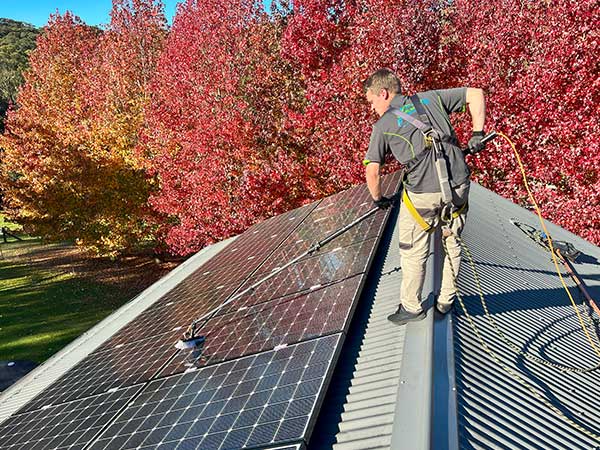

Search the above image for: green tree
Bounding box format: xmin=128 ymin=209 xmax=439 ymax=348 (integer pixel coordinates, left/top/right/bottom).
xmin=0 ymin=18 xmax=39 ymax=131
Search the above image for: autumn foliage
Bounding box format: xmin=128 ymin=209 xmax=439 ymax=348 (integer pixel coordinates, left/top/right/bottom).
xmin=280 ymin=0 xmax=443 ymax=195
xmin=1 ymin=1 xmax=166 ymax=254
xmin=142 ymin=0 xmax=309 ymax=254
xmin=439 ymin=0 xmax=600 ymax=244
xmin=1 ymin=0 xmax=598 ymax=254
xmin=0 ymin=13 xmax=102 ymax=243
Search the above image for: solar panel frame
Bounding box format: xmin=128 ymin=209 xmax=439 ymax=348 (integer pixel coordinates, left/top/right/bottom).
xmin=265 ymin=445 xmax=303 ymax=450
xmin=87 ymin=334 xmax=342 ymax=450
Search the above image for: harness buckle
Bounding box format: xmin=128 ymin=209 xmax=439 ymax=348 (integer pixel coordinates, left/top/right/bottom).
xmin=423 ymin=129 xmax=439 ymax=150
xmin=423 ymin=133 xmax=434 ymax=149
xmin=440 ymin=203 xmax=453 ymax=225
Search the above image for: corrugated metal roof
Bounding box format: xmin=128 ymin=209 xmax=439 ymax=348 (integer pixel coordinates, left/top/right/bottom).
xmin=3 ymin=180 xmax=598 ymax=449
xmin=453 ymin=183 xmax=600 ymax=449
xmin=0 ymin=236 xmax=236 ymax=424
xmin=309 ymin=201 xmax=438 ymax=450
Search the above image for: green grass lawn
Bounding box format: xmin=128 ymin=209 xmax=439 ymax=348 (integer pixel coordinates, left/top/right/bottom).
xmin=0 ymin=238 xmax=172 ymax=363
xmin=0 ymin=213 xmax=22 ymax=232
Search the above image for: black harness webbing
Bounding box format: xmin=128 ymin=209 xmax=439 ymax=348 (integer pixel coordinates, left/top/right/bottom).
xmin=409 ymin=94 xmax=432 ymax=127
xmin=390 ymin=95 xmax=465 ymax=228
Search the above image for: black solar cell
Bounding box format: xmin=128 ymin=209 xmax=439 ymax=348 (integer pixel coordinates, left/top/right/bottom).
xmin=0 ymin=385 xmax=142 ymax=450
xmin=161 ymin=276 xmax=362 ymax=375
xmin=88 ymin=335 xmax=340 ymax=450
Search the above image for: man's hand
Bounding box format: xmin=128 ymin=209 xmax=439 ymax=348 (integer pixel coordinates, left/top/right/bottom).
xmin=374 ymin=196 xmax=394 ymax=210
xmin=467 ymin=131 xmax=486 ymax=154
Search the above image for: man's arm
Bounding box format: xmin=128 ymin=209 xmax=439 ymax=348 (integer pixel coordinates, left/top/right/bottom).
xmin=465 ymin=88 xmax=485 ymax=132
xmin=365 ymin=162 xmax=382 ymax=201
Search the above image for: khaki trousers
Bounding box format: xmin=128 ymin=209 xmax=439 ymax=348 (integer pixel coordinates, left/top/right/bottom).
xmin=398 ymin=183 xmax=469 ymax=314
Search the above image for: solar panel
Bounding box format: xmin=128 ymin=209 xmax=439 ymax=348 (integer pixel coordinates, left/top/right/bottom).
xmin=19 ymin=330 xmax=180 ymax=414
xmin=248 ymin=176 xmax=399 ymax=279
xmin=161 ymin=275 xmax=363 ymax=375
xmin=229 ymin=237 xmax=380 ymax=311
xmin=2 ymin=171 xmax=403 ymax=449
xmin=141 ymin=201 xmax=321 ymax=315
xmin=88 ymin=334 xmax=340 ymax=450
xmin=0 ymin=385 xmax=142 ymax=450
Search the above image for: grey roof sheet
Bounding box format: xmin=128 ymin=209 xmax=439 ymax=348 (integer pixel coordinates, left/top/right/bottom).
xmin=453 ymin=183 xmax=600 ymax=449
xmin=309 ymin=198 xmax=440 ymax=450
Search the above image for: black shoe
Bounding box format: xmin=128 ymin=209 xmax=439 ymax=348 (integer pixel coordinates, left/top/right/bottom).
xmin=388 ymin=305 xmax=426 ymax=325
xmin=436 ymin=302 xmax=454 ymax=315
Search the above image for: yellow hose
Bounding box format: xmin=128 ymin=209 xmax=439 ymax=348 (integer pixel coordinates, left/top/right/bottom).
xmin=496 ymin=131 xmax=600 ymax=357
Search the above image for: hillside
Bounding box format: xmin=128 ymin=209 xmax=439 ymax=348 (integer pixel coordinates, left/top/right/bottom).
xmin=0 ymin=18 xmax=39 ymax=129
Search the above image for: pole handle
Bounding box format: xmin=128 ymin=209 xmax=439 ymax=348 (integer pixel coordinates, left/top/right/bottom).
xmin=481 ymin=131 xmax=498 ymax=144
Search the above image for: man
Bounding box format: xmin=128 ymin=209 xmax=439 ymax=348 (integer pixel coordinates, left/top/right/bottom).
xmin=363 ymin=68 xmax=486 ymax=325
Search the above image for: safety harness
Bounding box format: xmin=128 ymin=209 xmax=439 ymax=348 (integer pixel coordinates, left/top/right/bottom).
xmin=401 ymin=188 xmax=467 ymax=234
xmin=390 ymin=95 xmax=466 ymax=231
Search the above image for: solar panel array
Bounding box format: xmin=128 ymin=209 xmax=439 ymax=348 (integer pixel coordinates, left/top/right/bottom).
xmin=89 ymin=335 xmax=340 ymax=450
xmin=0 ymin=172 xmax=402 ymax=449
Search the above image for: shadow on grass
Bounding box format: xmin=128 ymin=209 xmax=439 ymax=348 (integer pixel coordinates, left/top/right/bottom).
xmin=0 ymin=269 xmax=127 ymax=362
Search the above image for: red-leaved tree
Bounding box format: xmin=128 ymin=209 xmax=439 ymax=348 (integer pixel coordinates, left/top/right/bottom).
xmin=440 ymin=0 xmax=599 ymax=243
xmin=144 ymin=0 xmax=307 ymax=255
xmin=281 ymin=0 xmax=443 ymax=196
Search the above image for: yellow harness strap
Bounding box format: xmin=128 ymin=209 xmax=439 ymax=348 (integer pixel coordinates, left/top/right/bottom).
xmin=403 ymin=189 xmax=435 ymax=233
xmin=452 ymin=201 xmax=467 ymax=218
xmin=402 ymin=188 xmax=467 ymax=232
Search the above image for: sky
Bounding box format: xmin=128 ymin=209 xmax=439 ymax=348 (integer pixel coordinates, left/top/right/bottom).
xmin=0 ymin=0 xmax=181 ymax=28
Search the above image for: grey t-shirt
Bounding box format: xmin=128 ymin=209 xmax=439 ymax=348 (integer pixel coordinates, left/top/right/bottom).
xmin=364 ymin=88 xmax=470 ymax=193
